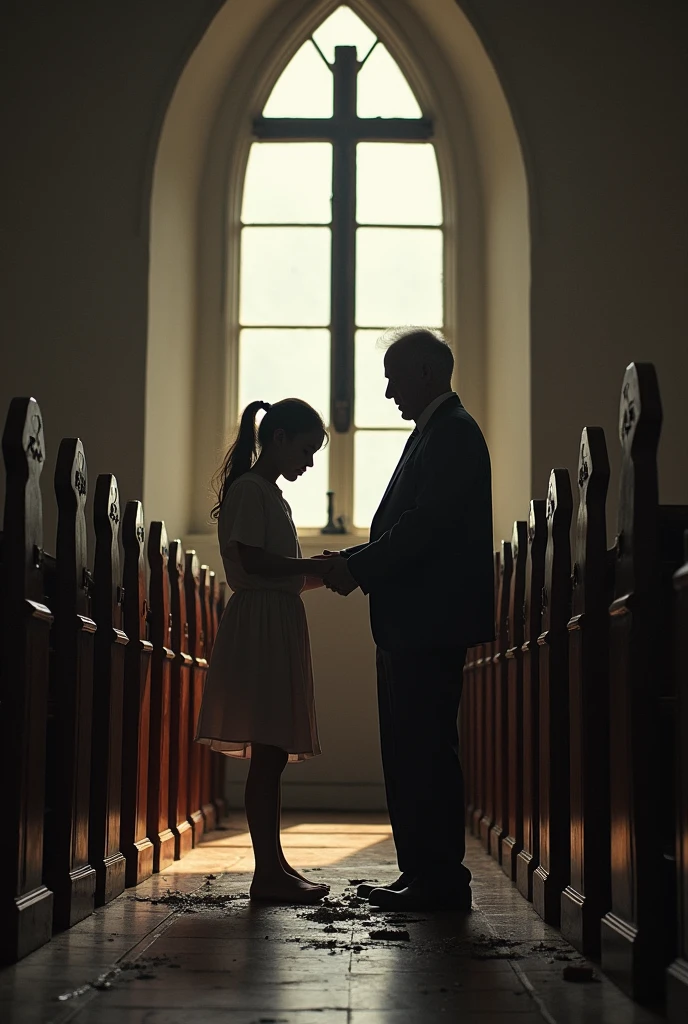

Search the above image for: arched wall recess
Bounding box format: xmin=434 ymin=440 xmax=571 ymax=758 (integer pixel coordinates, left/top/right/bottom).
xmin=145 ymin=0 xmax=530 ymax=546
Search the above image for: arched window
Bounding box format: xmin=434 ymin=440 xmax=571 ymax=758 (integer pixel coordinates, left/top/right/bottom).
xmin=237 ymin=5 xmax=443 ymax=529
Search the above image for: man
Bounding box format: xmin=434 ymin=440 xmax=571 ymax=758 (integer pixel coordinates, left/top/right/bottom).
xmin=323 ymin=328 xmax=494 ymax=911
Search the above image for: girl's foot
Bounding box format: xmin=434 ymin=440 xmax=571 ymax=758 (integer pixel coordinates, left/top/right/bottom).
xmin=280 ymin=855 xmax=330 ymax=890
xmin=250 ymin=869 xmax=327 ymax=904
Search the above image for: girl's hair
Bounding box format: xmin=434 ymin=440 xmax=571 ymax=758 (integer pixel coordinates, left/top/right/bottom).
xmin=210 ymin=398 xmax=327 ymax=520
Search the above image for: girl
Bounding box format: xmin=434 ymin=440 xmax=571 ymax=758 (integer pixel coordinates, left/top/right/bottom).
xmin=195 ymin=398 xmax=337 ymax=904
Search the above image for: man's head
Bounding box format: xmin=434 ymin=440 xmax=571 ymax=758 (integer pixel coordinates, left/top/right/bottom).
xmin=382 ymin=328 xmax=455 ymax=422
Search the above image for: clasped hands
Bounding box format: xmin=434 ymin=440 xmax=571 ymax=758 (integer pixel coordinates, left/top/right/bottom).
xmin=312 ymin=550 xmax=358 ymax=596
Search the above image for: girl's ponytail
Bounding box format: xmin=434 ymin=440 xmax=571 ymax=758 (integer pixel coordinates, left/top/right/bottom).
xmin=210 ymin=400 xmax=270 ymax=520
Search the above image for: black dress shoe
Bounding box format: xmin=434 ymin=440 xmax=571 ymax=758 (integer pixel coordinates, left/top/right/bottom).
xmin=369 ymin=882 xmax=472 ymax=912
xmin=356 ymin=872 xmax=414 ymax=900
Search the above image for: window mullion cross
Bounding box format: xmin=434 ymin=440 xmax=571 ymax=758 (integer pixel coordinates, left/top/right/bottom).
xmin=253 ymin=45 xmax=433 ymax=433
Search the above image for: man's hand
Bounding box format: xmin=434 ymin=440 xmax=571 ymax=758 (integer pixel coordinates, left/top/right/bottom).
xmin=312 ymin=549 xmax=341 ymax=559
xmin=323 ymin=556 xmax=358 ymax=596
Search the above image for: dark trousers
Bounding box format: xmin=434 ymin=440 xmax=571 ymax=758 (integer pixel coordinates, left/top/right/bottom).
xmin=376 ymin=645 xmax=470 ymax=888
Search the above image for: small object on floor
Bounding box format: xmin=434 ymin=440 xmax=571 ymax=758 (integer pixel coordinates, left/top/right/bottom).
xmin=562 ymin=964 xmax=596 ymax=983
xmin=369 ymin=927 xmax=410 ymax=941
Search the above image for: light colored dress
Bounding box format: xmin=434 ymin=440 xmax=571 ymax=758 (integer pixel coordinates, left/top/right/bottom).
xmin=195 ymin=471 xmax=321 ymax=762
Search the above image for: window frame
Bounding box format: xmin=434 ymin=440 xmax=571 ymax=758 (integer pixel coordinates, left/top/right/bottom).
xmin=234 ymin=27 xmax=445 ymax=532
xmin=202 ymin=0 xmax=485 ymax=540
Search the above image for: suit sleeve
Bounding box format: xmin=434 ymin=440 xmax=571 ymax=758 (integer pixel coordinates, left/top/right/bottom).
xmin=346 ymin=419 xmax=484 ymax=594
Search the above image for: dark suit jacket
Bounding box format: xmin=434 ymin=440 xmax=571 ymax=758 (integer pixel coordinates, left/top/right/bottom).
xmin=345 ymin=394 xmax=495 ymax=652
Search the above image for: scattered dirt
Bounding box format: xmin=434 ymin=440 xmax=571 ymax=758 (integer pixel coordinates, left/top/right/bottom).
xmin=298 ymin=895 xmax=369 ymax=924
xmin=132 ymin=888 xmax=249 ymax=913
xmin=348 ymin=878 xmax=378 ymax=885
xmin=470 ymin=935 xmax=524 ymax=961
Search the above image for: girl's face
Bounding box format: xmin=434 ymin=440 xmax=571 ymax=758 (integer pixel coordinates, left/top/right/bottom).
xmin=274 ymin=427 xmax=324 ymax=482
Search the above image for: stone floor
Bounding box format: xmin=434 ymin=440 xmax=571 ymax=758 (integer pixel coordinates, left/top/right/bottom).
xmin=0 ymin=812 xmax=665 ymax=1024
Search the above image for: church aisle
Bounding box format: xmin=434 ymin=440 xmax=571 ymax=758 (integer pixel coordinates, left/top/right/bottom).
xmin=0 ymin=813 xmax=663 ymax=1024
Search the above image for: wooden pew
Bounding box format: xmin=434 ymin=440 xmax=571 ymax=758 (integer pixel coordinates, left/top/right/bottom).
xmin=516 ymin=499 xmax=547 ymax=901
xmin=185 ymin=550 xmax=206 ymax=843
xmin=533 ymin=468 xmax=573 ymax=926
xmin=601 ymin=362 xmax=688 ymax=1001
xmin=502 ymin=520 xmax=527 ymax=878
xmin=147 ymin=521 xmax=176 ymax=872
xmin=462 ymin=645 xmax=477 ymax=829
xmin=668 ymin=534 xmax=688 ymax=1021
xmin=491 ymin=541 xmax=513 ymax=863
xmin=0 ymin=398 xmax=54 ymax=962
xmin=120 ymin=501 xmax=154 ymax=886
xmin=209 ymin=571 xmax=226 ymax=823
xmin=470 ymin=642 xmax=485 ymax=837
xmin=561 ymin=427 xmax=612 ymax=956
xmin=480 ymin=552 xmax=500 ymax=853
xmin=167 ymin=540 xmax=194 ymax=860
xmin=89 ymin=474 xmax=127 ymax=905
xmin=43 ymin=438 xmax=96 ymax=930
xmin=199 ymin=564 xmax=217 ymax=833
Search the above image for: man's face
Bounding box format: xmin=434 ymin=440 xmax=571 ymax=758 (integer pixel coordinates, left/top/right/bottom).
xmin=384 ymin=347 xmax=427 ymax=421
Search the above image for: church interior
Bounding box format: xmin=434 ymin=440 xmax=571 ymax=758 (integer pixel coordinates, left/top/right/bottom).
xmin=1 ymin=1 xmax=687 ymax=1021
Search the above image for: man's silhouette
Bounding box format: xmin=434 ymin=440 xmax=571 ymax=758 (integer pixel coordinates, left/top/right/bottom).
xmin=324 ymin=328 xmax=494 ymax=911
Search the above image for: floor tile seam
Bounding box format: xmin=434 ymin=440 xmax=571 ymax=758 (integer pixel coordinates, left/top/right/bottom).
xmin=48 ymin=873 xmax=225 ymax=1024
xmin=475 ymin=886 xmax=558 ymax=1024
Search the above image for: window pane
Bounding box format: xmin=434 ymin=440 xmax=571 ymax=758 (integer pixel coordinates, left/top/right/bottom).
xmin=242 ymin=143 xmax=332 ymax=224
xmin=312 ymin=6 xmax=377 ymax=62
xmin=240 ymin=227 xmax=331 ymax=326
xmin=355 ymin=228 xmax=443 ymax=327
xmin=263 ymin=41 xmax=333 ymax=118
xmin=357 ymin=143 xmax=441 ymax=226
xmin=239 ymin=329 xmax=330 ymax=425
xmin=354 ymin=430 xmax=412 ymax=527
xmin=357 ymin=43 xmax=421 ymax=118
xmin=355 ymin=330 xmax=408 ymax=427
xmin=280 ymin=454 xmax=329 ymax=529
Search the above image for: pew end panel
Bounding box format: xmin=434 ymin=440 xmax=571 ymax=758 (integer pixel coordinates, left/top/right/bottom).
xmin=0 ymin=398 xmax=54 ymax=962
xmin=168 ymin=540 xmax=194 ymax=860
xmin=44 ymin=437 xmax=97 ymax=931
xmin=516 ymin=499 xmax=547 ymax=902
xmin=491 ymin=540 xmax=513 ymax=863
xmin=667 ymin=536 xmax=688 ymax=1022
xmin=502 ymin=520 xmax=527 ymax=879
xmin=479 ymin=552 xmax=500 ymax=854
xmin=533 ymin=468 xmax=573 ymax=927
xmin=561 ymin=426 xmax=612 ymax=957
xmin=120 ymin=501 xmax=155 ymax=886
xmin=601 ymin=362 xmax=684 ymax=1003
xmin=89 ymin=474 xmax=127 ymax=906
xmin=147 ymin=520 xmax=176 ymax=872
xmin=199 ymin=564 xmax=217 ymax=833
xmin=184 ymin=550 xmax=207 ymax=843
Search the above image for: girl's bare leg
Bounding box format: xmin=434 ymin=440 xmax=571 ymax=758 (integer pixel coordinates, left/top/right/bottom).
xmin=276 ymin=785 xmax=329 ymax=890
xmin=246 ymin=742 xmax=326 ymax=903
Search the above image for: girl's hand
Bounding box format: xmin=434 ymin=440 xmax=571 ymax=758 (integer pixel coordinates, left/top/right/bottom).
xmin=301 ymin=575 xmax=325 ymax=592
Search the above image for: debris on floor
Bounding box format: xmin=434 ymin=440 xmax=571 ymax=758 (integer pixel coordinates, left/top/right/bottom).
xmin=369 ymin=927 xmax=411 ymax=941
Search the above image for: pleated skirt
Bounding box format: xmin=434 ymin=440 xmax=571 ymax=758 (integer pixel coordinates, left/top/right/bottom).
xmin=195 ymin=588 xmax=321 ymax=762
